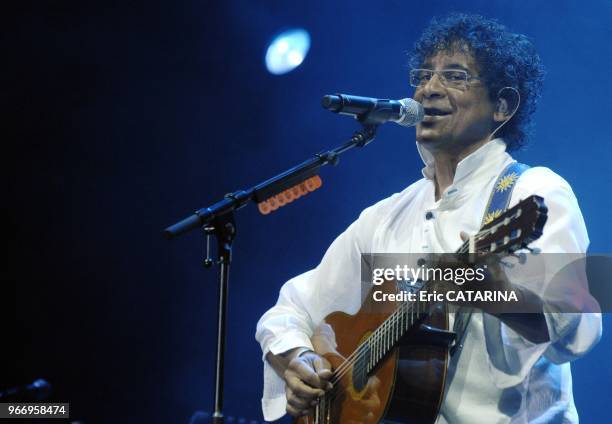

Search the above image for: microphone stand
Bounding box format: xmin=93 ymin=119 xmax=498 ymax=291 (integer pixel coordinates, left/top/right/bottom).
xmin=164 ymin=123 xmax=378 ymax=424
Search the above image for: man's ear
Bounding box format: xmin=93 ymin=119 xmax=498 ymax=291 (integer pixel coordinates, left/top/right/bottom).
xmin=493 ymin=97 xmax=510 ymax=122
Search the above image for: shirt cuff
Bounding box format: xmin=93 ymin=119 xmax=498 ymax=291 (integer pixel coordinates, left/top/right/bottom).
xmin=263 ymin=330 xmax=314 ymax=360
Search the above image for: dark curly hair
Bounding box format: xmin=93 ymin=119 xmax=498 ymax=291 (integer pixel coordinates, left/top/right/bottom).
xmin=409 ymin=13 xmax=545 ymax=151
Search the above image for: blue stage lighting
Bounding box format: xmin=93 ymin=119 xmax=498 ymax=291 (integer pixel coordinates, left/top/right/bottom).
xmin=265 ymin=29 xmax=311 ymax=75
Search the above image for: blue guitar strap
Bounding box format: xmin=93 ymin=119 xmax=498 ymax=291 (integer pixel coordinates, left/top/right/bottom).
xmin=481 ymin=162 xmax=531 ymax=227
xmin=450 ymin=161 xmax=530 ymax=356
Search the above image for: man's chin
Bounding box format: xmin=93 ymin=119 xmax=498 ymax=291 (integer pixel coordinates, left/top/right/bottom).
xmin=416 ymin=131 xmax=450 ymax=152
xmin=416 ymin=129 xmax=441 ymax=144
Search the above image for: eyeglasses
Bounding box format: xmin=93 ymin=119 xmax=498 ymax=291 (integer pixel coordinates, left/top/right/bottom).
xmin=409 ymin=69 xmax=482 ymax=90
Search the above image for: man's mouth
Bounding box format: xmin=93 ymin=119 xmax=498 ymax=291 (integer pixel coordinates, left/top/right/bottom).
xmin=424 ymin=107 xmax=452 ymax=117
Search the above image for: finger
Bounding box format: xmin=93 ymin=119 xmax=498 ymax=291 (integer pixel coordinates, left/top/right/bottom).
xmin=312 ymin=356 xmax=333 ymax=388
xmin=285 ymin=387 xmax=312 ymax=417
xmin=287 ymin=392 xmax=312 ymax=410
xmin=286 ymin=403 xmax=303 ymax=417
xmin=291 ymin=359 xmax=328 ymax=390
xmin=286 ymin=374 xmax=325 ymax=398
xmin=312 ymin=355 xmax=332 ymax=375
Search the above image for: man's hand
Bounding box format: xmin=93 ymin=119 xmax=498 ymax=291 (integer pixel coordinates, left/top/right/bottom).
xmin=284 ymin=351 xmax=333 ymax=416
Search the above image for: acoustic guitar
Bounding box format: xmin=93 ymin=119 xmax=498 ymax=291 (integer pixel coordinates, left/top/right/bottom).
xmin=296 ymin=195 xmax=548 ymax=424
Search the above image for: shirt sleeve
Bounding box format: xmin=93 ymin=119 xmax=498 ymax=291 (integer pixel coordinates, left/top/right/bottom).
xmin=482 ymin=167 xmax=602 ymax=388
xmin=254 ymin=195 xmax=396 ymax=421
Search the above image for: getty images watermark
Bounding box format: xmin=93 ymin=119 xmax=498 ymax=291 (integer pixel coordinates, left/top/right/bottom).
xmin=370 ymin=259 xmax=518 ymax=303
xmin=360 ymin=253 xmax=609 ymax=314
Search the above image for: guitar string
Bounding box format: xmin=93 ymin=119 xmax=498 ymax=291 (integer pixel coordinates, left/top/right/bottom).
xmin=320 ymin=210 xmax=524 ymax=385
xmin=320 ymin=235 xmax=530 ymax=416
xmin=314 ymin=231 xmax=480 ymax=399
xmin=308 ymin=223 xmax=509 ymax=419
xmin=310 ymin=201 xmax=528 ymax=403
xmin=316 ymin=250 xmax=469 ymax=412
xmin=317 ymin=227 xmax=485 ymax=385
xmin=313 ymin=200 xmax=537 ymax=419
xmin=309 ymin=205 xmax=536 ymax=419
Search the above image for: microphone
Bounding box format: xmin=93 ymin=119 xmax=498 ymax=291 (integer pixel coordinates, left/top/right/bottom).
xmin=322 ymin=94 xmax=424 ymax=127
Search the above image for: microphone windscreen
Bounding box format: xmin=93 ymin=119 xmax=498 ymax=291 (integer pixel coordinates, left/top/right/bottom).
xmin=397 ymin=98 xmax=424 ymax=127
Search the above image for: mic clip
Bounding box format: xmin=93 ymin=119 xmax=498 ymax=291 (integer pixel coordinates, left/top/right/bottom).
xmin=351 ymin=124 xmax=378 ymax=148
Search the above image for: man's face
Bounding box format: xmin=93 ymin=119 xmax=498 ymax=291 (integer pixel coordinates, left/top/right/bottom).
xmin=413 ymin=49 xmax=496 ymax=152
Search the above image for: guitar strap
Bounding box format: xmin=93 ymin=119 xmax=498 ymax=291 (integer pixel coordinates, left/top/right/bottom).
xmin=450 ymin=161 xmax=530 ymax=356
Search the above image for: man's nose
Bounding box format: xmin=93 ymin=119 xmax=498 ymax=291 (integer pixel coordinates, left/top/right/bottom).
xmin=421 ymin=72 xmax=445 ymax=98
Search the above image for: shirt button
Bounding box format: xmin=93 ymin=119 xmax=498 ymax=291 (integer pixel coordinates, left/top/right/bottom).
xmin=425 ymin=211 xmax=434 ymax=220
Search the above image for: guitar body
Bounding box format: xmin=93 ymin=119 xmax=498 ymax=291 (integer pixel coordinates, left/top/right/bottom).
xmin=296 ymin=285 xmax=450 ymax=424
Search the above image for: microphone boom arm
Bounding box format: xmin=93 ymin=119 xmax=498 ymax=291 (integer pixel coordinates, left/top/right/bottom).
xmin=163 ymin=123 xmax=378 ymax=239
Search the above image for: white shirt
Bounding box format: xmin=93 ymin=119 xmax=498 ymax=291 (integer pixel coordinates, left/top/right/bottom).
xmin=255 ymin=139 xmax=602 ymax=423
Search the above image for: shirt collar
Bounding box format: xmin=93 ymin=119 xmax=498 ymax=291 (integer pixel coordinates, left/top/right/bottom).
xmin=417 ymin=138 xmax=508 ymax=185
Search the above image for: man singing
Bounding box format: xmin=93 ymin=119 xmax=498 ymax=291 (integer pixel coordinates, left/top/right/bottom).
xmin=256 ymin=13 xmax=601 ymax=423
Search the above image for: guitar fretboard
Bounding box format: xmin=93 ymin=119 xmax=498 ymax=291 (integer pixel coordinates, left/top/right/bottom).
xmin=370 ymin=279 xmax=430 ymax=370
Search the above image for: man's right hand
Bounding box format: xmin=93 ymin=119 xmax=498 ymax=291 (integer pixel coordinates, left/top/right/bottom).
xmin=283 ymin=350 xmax=333 ymax=417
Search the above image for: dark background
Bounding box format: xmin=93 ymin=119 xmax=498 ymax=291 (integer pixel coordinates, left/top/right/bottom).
xmin=7 ymin=0 xmax=612 ymax=422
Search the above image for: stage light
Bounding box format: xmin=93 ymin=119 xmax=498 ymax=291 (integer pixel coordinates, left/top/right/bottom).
xmin=265 ymin=29 xmax=311 ymax=75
